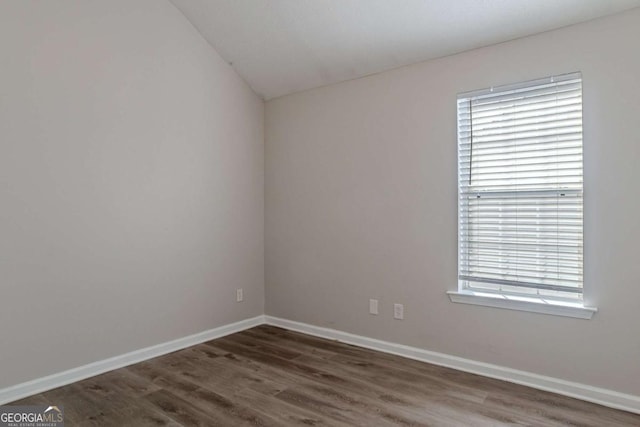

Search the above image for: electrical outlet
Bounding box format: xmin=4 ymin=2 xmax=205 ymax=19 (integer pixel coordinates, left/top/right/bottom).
xmin=369 ymin=299 xmax=379 ymax=315
xmin=394 ymin=303 xmax=404 ymax=320
xmin=236 ymin=288 xmax=243 ymax=302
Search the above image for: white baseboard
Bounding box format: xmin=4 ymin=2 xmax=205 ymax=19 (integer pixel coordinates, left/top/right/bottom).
xmin=0 ymin=315 xmax=265 ymax=405
xmin=264 ymin=315 xmax=640 ymax=415
xmin=3 ymin=314 xmax=639 ymax=416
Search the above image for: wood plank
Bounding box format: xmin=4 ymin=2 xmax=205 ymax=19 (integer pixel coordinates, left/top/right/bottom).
xmin=235 ymin=387 xmax=348 ymax=427
xmin=240 ymin=327 xmax=337 ymax=360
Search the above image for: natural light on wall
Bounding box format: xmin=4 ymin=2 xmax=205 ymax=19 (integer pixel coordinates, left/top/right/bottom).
xmin=452 ymin=73 xmax=595 ymax=318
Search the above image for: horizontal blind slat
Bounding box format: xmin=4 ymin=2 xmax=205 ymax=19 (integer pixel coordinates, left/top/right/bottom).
xmin=471 ymin=83 xmax=581 ymax=107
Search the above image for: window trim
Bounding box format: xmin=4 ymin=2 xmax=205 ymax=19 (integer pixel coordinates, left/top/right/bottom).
xmin=452 ymin=73 xmax=596 ymax=317
xmin=447 ymin=290 xmax=597 ymax=319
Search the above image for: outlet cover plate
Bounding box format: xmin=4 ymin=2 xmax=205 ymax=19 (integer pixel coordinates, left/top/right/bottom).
xmin=394 ymin=303 xmax=404 ymax=320
xmin=369 ymin=299 xmax=379 ymax=315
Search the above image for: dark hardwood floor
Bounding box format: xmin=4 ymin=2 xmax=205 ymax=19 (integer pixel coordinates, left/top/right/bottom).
xmin=10 ymin=325 xmax=640 ymax=426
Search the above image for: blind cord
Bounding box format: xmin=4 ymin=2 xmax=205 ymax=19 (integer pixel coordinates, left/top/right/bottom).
xmin=469 ymin=98 xmax=473 ymax=186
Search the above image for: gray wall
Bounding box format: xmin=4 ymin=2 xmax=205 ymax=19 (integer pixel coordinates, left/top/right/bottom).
xmin=0 ymin=0 xmax=264 ymax=389
xmin=266 ymin=9 xmax=640 ymax=395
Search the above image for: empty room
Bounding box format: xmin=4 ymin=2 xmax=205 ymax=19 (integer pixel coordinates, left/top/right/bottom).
xmin=2 ymin=0 xmax=640 ymax=425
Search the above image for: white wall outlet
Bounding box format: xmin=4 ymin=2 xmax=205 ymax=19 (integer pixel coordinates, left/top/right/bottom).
xmin=236 ymin=288 xmax=243 ymax=302
xmin=369 ymin=299 xmax=379 ymax=315
xmin=394 ymin=303 xmax=404 ymax=320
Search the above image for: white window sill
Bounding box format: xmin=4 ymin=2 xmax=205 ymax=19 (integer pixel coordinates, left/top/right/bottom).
xmin=447 ymin=291 xmax=597 ymax=319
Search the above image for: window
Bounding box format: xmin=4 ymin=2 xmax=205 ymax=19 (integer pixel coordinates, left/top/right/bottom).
xmin=451 ymin=73 xmax=596 ymax=318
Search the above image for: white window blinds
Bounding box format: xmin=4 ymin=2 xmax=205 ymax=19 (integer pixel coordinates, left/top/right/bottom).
xmin=457 ymin=73 xmax=583 ymax=300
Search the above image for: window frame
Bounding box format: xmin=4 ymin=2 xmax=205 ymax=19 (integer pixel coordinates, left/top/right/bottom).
xmin=449 ymin=73 xmax=597 ymax=319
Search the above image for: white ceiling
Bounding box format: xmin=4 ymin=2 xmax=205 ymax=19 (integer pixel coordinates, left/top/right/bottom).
xmin=169 ymin=0 xmax=640 ymax=100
